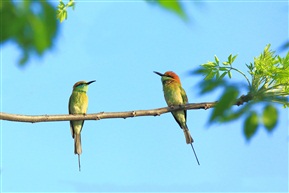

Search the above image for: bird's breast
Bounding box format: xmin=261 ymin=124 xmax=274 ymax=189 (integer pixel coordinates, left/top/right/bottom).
xmin=70 ymin=92 xmax=88 ymax=114
xmin=163 ymin=84 xmax=183 ymax=105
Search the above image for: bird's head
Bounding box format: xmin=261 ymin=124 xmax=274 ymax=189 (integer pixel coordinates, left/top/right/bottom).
xmin=153 ymin=71 xmax=181 ymax=84
xmin=72 ymin=80 xmax=95 ymax=92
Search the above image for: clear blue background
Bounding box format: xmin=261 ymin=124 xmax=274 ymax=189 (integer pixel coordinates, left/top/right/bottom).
xmin=1 ymin=1 xmax=288 ymax=192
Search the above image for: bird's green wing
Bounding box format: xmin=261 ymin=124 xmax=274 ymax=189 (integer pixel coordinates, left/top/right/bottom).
xmin=180 ymin=87 xmax=188 ymax=120
xmin=69 ymin=92 xmax=86 ymax=138
xmin=180 ymin=87 xmax=188 ymax=103
xmin=68 ymin=95 xmax=74 ymax=138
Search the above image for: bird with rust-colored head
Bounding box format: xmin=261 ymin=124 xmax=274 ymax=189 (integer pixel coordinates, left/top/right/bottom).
xmin=154 ymin=71 xmax=200 ymax=165
xmin=69 ymin=80 xmax=95 ymax=171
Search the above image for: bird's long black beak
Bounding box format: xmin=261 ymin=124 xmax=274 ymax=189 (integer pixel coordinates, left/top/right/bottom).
xmin=87 ymin=80 xmax=96 ymax=85
xmin=153 ymin=71 xmax=164 ymax=76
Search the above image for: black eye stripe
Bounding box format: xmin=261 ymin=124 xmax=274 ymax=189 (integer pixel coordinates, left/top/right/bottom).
xmin=76 ymin=83 xmax=85 ymax=87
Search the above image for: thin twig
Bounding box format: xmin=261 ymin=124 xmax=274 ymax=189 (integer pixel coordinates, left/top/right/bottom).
xmin=226 ymin=66 xmax=252 ymax=88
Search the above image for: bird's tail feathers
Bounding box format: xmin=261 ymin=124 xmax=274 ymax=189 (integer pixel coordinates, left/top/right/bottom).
xmin=182 ymin=125 xmax=200 ymax=165
xmin=74 ymin=134 xmax=82 ymax=155
xmin=182 ymin=127 xmax=194 ymax=144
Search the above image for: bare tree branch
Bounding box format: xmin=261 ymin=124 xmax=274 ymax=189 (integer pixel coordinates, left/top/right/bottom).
xmin=0 ymin=102 xmax=217 ymax=123
xmin=0 ymin=95 xmax=251 ymax=123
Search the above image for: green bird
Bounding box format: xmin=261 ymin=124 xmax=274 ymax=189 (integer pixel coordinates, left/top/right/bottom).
xmin=69 ymin=80 xmax=95 ymax=171
xmin=154 ymin=71 xmax=200 ymax=165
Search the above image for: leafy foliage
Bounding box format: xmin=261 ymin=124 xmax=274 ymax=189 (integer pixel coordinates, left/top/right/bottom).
xmin=3 ymin=0 xmax=187 ymax=66
xmin=145 ymin=0 xmax=187 ymax=20
xmin=1 ymin=0 xmax=58 ymax=65
xmin=262 ymin=105 xmax=278 ymax=131
xmin=196 ymin=53 xmax=250 ymax=85
xmin=56 ymin=0 xmax=75 ymax=23
xmin=248 ymin=45 xmax=289 ymax=106
xmin=244 ymin=111 xmax=259 ymax=139
xmin=209 ymin=86 xmax=239 ymax=123
xmin=194 ymin=45 xmax=289 ymax=140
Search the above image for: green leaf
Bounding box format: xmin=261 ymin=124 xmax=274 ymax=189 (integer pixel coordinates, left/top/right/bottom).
xmin=219 ymin=104 xmax=251 ymax=122
xmin=227 ymin=54 xmax=237 ymax=64
xmin=19 ymin=52 xmax=29 ymax=65
xmin=215 ymin=70 xmax=220 ymax=79
xmin=57 ymin=10 xmax=67 ymax=23
xmin=192 ymin=67 xmax=211 ymax=76
xmin=209 ymin=87 xmax=239 ymax=122
xmin=219 ymin=67 xmax=228 ymax=71
xmin=202 ymin=62 xmax=217 ymax=68
xmin=246 ymin=63 xmax=253 ymax=70
xmin=67 ymin=0 xmax=75 ymax=8
xmin=228 ymin=70 xmax=232 ymax=78
xmin=199 ymin=79 xmax=226 ymax=94
xmin=214 ymin=55 xmax=220 ymax=65
xmin=30 ymin=16 xmax=49 ymax=54
xmin=218 ymin=72 xmax=227 ymax=80
xmin=244 ymin=112 xmax=259 ymax=140
xmin=228 ymin=54 xmax=233 ymax=64
xmin=262 ymin=105 xmax=278 ymax=131
xmin=58 ymin=1 xmax=65 ymax=9
xmin=263 ymin=96 xmax=289 ymax=106
xmin=158 ymin=0 xmax=187 ymax=20
xmin=231 ymin=54 xmax=238 ymax=63
xmin=223 ymin=61 xmax=230 ymax=66
xmin=204 ymin=70 xmax=215 ymax=80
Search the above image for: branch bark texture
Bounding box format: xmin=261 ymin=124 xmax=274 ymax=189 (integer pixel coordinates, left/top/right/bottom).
xmin=0 ymin=95 xmax=250 ymax=123
xmin=1 ymin=102 xmax=216 ymax=123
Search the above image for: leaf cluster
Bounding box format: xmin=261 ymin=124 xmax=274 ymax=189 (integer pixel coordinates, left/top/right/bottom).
xmin=199 ymin=54 xmax=237 ymax=80
xmin=57 ymin=0 xmax=75 ymax=23
xmin=248 ymin=45 xmax=289 ymax=106
xmin=1 ymin=0 xmax=58 ymax=65
xmin=193 ymin=45 xmax=289 ymax=140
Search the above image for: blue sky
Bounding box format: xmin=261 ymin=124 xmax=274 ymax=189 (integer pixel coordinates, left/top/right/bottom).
xmin=1 ymin=1 xmax=288 ymax=192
